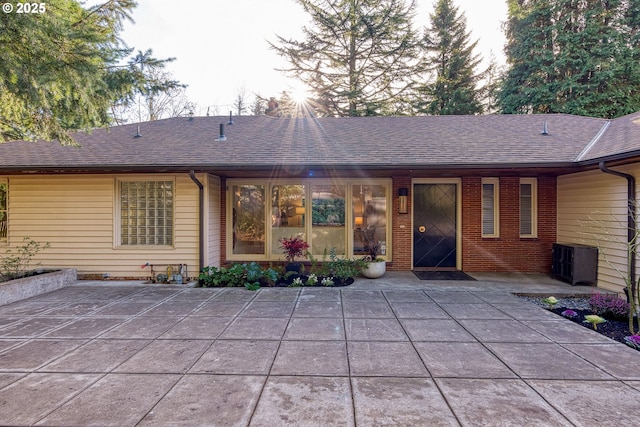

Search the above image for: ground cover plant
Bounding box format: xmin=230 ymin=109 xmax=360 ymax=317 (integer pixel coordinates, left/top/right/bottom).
xmin=198 ymin=250 xmax=368 ymax=290
xmin=523 ymin=294 xmax=639 ymax=351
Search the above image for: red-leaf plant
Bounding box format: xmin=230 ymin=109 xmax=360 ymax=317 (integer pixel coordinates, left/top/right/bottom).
xmin=279 ymin=236 xmax=310 ymax=263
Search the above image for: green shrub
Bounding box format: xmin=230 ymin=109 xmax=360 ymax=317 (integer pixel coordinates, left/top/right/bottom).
xmin=198 ymin=262 xmax=280 ymax=290
xmin=0 ymin=237 xmax=50 ymax=281
xmin=325 ymin=247 xmax=367 ymax=279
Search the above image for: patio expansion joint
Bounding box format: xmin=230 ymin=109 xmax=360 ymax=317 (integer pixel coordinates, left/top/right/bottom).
xmin=31 ymin=371 xmax=110 ymax=426
xmin=245 ymin=288 xmax=305 ymax=427
xmin=385 ymin=289 xmax=466 ymax=426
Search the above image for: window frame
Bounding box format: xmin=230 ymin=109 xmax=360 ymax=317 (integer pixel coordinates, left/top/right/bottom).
xmin=115 ymin=177 xmax=176 ymax=248
xmin=519 ymin=177 xmax=538 ymax=238
xmin=225 ymin=178 xmax=392 ymax=261
xmin=481 ymin=178 xmax=500 ymax=238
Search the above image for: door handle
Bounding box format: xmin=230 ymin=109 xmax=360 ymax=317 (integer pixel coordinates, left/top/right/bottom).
xmin=418 ymin=226 xmax=426 ymax=233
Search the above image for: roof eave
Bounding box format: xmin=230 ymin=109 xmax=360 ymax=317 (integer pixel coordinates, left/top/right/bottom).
xmin=0 ymin=161 xmax=581 ymax=175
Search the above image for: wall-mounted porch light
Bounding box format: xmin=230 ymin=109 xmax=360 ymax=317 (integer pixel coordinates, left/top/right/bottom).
xmin=354 ymin=216 xmax=364 ymax=228
xmin=398 ymin=188 xmax=409 ymax=214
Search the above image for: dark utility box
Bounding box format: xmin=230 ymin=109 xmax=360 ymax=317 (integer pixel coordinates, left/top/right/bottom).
xmin=552 ymin=243 xmax=598 ymax=286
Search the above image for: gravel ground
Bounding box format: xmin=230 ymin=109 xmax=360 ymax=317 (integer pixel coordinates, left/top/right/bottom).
xmin=517 ymin=296 xmax=592 ymax=310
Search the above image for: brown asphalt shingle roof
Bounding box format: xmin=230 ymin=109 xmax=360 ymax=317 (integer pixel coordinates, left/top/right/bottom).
xmin=1 ymin=112 xmax=637 ymax=173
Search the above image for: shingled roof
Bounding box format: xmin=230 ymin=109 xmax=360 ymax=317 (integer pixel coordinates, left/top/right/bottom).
xmin=1 ymin=112 xmax=638 ymax=174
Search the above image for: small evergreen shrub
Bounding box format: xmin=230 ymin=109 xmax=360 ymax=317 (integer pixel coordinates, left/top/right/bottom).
xmin=589 ymin=292 xmax=630 ymax=320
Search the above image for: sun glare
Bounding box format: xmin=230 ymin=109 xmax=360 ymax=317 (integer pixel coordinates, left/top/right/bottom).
xmin=289 ymin=84 xmax=311 ymax=104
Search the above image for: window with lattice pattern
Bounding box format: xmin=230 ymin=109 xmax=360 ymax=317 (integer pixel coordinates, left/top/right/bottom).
xmin=120 ymin=180 xmax=174 ymax=246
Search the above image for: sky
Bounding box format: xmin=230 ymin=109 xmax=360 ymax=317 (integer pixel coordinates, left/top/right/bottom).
xmin=105 ymin=0 xmax=509 ymax=116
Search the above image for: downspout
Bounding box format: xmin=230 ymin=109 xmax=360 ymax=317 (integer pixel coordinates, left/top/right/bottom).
xmin=189 ymin=170 xmax=205 ymax=274
xmin=599 ymin=162 xmax=636 ymax=302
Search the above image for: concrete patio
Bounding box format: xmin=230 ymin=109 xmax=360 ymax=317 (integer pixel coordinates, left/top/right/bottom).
xmin=0 ymin=272 xmax=639 ymax=426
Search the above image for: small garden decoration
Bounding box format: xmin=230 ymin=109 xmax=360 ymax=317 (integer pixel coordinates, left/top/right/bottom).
xmin=561 ymin=309 xmax=577 ymax=318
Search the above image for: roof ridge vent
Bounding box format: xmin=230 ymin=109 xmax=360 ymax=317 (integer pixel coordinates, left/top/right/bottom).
xmin=215 ymin=123 xmax=227 ymax=142
xmin=134 ymin=124 xmax=142 ymax=138
xmin=540 ymin=120 xmax=549 ymax=136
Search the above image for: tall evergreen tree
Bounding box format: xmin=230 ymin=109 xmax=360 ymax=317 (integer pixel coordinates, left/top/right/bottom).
xmin=270 ymin=0 xmax=421 ymax=117
xmin=500 ymin=0 xmax=640 ymax=118
xmin=417 ymin=0 xmax=484 ymax=115
xmin=0 ymin=0 xmax=181 ymax=143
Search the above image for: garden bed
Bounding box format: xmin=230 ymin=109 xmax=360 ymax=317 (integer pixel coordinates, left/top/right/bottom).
xmin=0 ymin=268 xmax=76 ymax=306
xmin=520 ymin=295 xmax=639 ymax=351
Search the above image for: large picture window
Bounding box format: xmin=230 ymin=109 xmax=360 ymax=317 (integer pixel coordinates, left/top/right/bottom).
xmin=0 ymin=180 xmax=6 ymax=241
xmin=232 ymin=184 xmax=266 ymax=255
xmin=120 ymin=180 xmax=174 ymax=246
xmin=353 ymin=184 xmax=387 ymax=257
xmin=226 ymin=179 xmax=391 ymax=261
xmin=312 ymin=184 xmax=346 ymax=256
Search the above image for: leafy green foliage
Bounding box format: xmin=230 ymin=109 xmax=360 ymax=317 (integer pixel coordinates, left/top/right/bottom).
xmin=325 ymin=247 xmax=367 ymax=279
xmin=270 ymin=0 xmax=421 ymax=117
xmin=198 ymin=262 xmax=280 ymax=290
xmin=417 ymin=0 xmax=485 ymax=115
xmin=500 ymin=0 xmax=640 ymax=118
xmin=0 ymin=0 xmax=182 ymax=143
xmin=0 ymin=237 xmax=50 ymax=281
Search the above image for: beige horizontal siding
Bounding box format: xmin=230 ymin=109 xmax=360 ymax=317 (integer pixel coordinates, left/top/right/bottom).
xmin=3 ymin=174 xmax=200 ymax=279
xmin=558 ymin=164 xmax=640 ymax=294
xmin=205 ymin=174 xmax=221 ymax=268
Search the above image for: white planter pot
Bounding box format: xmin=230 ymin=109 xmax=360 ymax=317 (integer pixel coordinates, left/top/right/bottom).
xmin=361 ymin=260 xmax=386 ymax=279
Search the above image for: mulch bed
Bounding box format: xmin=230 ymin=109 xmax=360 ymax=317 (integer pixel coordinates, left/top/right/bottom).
xmin=549 ymin=306 xmax=639 ymax=347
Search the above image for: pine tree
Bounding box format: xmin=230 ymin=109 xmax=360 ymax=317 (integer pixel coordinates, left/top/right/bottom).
xmin=270 ymin=0 xmax=421 ymax=117
xmin=0 ymin=0 xmax=181 ymax=143
xmin=417 ymin=0 xmax=484 ymax=115
xmin=500 ymin=0 xmax=640 ymax=118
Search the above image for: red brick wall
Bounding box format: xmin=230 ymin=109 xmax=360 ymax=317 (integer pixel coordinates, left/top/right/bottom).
xmin=461 ymin=176 xmax=556 ymax=273
xmin=390 ymin=176 xmax=412 ymax=271
xmin=218 ymin=175 xmax=556 ymax=274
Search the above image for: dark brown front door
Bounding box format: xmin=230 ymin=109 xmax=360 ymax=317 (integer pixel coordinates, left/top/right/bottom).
xmin=413 ymin=183 xmax=457 ymax=269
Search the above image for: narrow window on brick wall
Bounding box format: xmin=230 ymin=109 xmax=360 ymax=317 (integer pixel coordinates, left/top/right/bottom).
xmin=519 ymin=178 xmax=538 ymax=238
xmin=481 ymin=178 xmax=499 ymax=238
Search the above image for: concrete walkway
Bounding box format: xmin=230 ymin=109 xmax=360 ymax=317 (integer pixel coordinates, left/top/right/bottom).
xmin=0 ymin=273 xmax=639 ymax=426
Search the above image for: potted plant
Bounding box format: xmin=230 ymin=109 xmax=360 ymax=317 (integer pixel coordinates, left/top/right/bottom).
xmin=279 ymin=235 xmax=309 ymax=274
xmin=360 ymin=228 xmax=386 ymax=279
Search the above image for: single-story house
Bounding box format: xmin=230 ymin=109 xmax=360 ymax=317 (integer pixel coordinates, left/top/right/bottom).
xmin=1 ymin=112 xmax=640 ymax=293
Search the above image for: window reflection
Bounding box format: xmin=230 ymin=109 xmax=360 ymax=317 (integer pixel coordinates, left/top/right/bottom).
xmin=271 ymin=185 xmax=306 ymax=256
xmin=353 ymin=185 xmax=387 ymax=257
xmin=312 ymin=184 xmax=346 ymax=255
xmin=232 ymin=185 xmax=265 ymax=255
